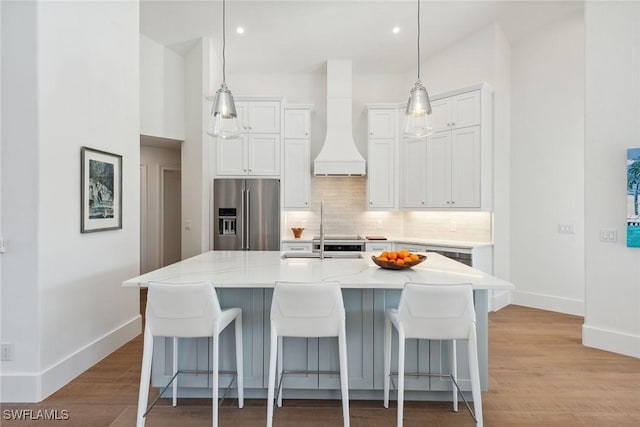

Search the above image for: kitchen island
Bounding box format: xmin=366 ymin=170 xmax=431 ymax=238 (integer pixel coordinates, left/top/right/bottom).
xmin=123 ymin=251 xmax=513 ymax=401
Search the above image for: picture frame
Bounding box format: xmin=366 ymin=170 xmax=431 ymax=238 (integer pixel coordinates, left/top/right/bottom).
xmin=81 ymin=146 xmax=122 ymax=233
xmin=628 ymin=147 xmax=640 ymax=247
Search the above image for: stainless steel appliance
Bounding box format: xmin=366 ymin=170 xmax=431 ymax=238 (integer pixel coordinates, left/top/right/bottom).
xmin=312 ymin=235 xmax=366 ymax=253
xmin=213 ymin=179 xmax=280 ymax=251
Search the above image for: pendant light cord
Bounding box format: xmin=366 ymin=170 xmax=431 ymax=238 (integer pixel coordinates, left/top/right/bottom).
xmin=222 ymin=0 xmax=227 ymax=84
xmin=416 ymin=0 xmax=421 ymax=82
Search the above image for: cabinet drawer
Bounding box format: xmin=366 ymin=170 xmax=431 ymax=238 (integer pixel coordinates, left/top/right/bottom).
xmin=281 ymin=242 xmax=313 ymax=252
xmin=365 ymin=242 xmax=393 ymax=252
xmin=394 ymin=243 xmax=428 ymax=253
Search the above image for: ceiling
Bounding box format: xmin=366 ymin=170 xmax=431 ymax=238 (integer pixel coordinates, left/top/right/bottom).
xmin=140 ymin=0 xmax=584 ymax=74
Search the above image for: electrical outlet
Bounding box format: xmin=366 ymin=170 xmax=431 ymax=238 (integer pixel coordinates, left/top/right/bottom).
xmin=184 ymin=220 xmax=192 ymax=231
xmin=599 ymin=228 xmax=617 ymax=242
xmin=0 ymin=238 xmax=5 ymax=253
xmin=1 ymin=343 xmax=13 ymax=361
xmin=558 ymin=224 xmax=575 ymax=234
xmin=376 ymin=220 xmax=383 ymax=230
xmin=450 ymin=220 xmax=457 ymax=232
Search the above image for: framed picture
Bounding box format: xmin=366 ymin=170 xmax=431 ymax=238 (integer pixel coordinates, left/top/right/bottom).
xmin=628 ymin=147 xmax=640 ymax=247
xmin=81 ymin=147 xmax=122 ymax=233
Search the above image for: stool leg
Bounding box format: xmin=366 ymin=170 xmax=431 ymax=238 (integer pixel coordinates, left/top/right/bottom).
xmin=452 ymin=339 xmax=458 ymax=412
xmin=397 ymin=330 xmax=406 ymax=427
xmin=136 ymin=326 xmax=153 ymax=427
xmin=235 ymin=313 xmax=244 ymax=408
xmin=212 ymin=332 xmax=219 ymax=427
xmin=383 ymin=317 xmax=392 ymax=409
xmin=276 ymin=336 xmax=283 ymax=407
xmin=172 ymin=337 xmax=178 ymax=407
xmin=266 ymin=326 xmax=278 ymax=427
xmin=338 ymin=327 xmax=350 ymax=427
xmin=468 ymin=328 xmax=483 ymax=427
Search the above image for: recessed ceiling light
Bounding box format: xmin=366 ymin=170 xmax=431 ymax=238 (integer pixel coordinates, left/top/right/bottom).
xmin=236 ymin=27 xmax=244 ymax=34
xmin=392 ymin=26 xmax=400 ymax=34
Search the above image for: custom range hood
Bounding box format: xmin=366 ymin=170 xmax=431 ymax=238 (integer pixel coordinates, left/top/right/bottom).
xmin=314 ymin=60 xmax=366 ymax=176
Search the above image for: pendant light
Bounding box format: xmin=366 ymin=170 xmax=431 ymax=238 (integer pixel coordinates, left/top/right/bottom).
xmin=403 ymin=0 xmax=433 ymax=138
xmin=207 ymin=0 xmax=240 ymax=139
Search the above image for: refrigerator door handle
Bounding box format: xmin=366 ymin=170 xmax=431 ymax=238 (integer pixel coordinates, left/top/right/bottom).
xmin=246 ymin=189 xmax=251 ymax=250
xmin=241 ymin=189 xmax=246 ymax=250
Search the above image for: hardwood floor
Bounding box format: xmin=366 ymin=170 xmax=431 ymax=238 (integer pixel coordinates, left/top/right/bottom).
xmin=2 ymin=305 xmax=639 ymax=426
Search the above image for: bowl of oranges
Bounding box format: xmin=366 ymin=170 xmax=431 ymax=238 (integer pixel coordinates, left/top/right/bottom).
xmin=372 ymin=249 xmax=426 ymax=270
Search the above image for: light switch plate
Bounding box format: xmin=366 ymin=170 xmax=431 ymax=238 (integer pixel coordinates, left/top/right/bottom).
xmin=599 ymin=228 xmax=617 ymax=242
xmin=558 ymin=224 xmax=575 ymax=234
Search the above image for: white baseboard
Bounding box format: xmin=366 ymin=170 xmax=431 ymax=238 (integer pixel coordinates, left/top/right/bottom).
xmin=490 ymin=290 xmax=511 ymax=311
xmin=583 ymin=324 xmax=640 ymax=359
xmin=0 ymin=315 xmax=142 ymax=403
xmin=511 ymin=290 xmax=584 ymax=316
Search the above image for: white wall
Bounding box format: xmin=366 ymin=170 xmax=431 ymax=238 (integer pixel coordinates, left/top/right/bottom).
xmin=583 ymin=1 xmax=640 ymax=358
xmin=140 ymin=34 xmax=185 ymax=140
xmin=510 ymin=13 xmax=585 ymax=315
xmin=1 ymin=0 xmax=141 ymax=402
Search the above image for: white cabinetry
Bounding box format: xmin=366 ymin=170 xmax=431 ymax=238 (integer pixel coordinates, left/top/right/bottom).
xmin=365 ymin=241 xmax=393 ymax=252
xmin=281 ymin=241 xmax=313 ymax=252
xmin=401 ymin=84 xmax=493 ymax=210
xmin=283 ymin=106 xmax=312 ymax=209
xmin=367 ymin=105 xmax=401 ymax=210
xmin=215 ymin=99 xmax=282 ymax=177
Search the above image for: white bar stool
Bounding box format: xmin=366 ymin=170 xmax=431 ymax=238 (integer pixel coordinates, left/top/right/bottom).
xmin=136 ymin=281 xmax=244 ymax=427
xmin=383 ymin=282 xmax=482 ymax=427
xmin=267 ymin=281 xmax=350 ymax=427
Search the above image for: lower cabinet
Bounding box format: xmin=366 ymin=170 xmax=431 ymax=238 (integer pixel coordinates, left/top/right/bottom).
xmin=154 ymin=287 xmax=488 ymax=395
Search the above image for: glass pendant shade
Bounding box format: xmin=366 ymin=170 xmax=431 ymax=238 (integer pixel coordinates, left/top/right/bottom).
xmin=403 ymin=80 xmax=433 ymax=137
xmin=207 ymin=83 xmax=240 ymax=139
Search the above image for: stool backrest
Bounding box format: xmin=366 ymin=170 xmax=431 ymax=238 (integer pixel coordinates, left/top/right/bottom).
xmin=146 ymin=281 xmax=221 ymax=338
xmin=271 ymin=281 xmax=345 ymax=337
xmin=397 ymin=282 xmax=475 ymax=340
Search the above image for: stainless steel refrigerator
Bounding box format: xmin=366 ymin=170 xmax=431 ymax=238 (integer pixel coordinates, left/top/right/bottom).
xmin=213 ymin=178 xmax=280 ymax=251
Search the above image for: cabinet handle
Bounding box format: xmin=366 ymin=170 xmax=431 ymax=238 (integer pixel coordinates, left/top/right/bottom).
xmin=446 ymin=201 xmax=451 ymax=204
xmin=248 ymin=126 xmax=253 ymax=130
xmin=305 ymin=133 xmax=308 ymax=136
xmin=304 ymin=202 xmax=308 ymax=205
xmin=421 ymin=201 xmax=424 ymax=205
xmin=451 ymin=122 xmax=456 ymax=126
xmin=370 ymin=132 xmax=373 ymax=136
xmin=451 ymin=201 xmax=455 ymax=204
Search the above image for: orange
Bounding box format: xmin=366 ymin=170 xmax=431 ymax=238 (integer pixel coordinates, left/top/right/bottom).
xmin=380 ymin=251 xmax=389 ymax=258
xmin=388 ymin=252 xmax=398 ymax=261
xmin=378 ymin=256 xmax=389 ymax=262
xmin=396 ymin=259 xmax=405 ymax=266
xmin=399 ymin=249 xmax=410 ymax=258
xmin=403 ymin=257 xmax=412 ymax=263
xmin=409 ymin=254 xmax=419 ymax=262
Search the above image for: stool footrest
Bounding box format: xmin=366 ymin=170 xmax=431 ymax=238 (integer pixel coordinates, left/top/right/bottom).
xmin=388 ymin=372 xmax=477 ymax=423
xmin=143 ymin=369 xmax=239 ymax=418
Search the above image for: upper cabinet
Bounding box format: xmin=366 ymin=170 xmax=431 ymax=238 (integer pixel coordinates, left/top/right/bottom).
xmin=283 ymin=106 xmax=312 ymax=210
xmin=367 ymin=105 xmax=401 ymax=210
xmin=400 ymin=83 xmax=493 ymax=211
xmin=215 ymin=98 xmax=282 ymax=177
xmin=429 ymin=91 xmax=481 ymax=133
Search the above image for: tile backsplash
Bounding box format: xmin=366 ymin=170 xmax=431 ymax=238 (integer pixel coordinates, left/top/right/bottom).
xmin=282 ymin=177 xmax=492 ymax=242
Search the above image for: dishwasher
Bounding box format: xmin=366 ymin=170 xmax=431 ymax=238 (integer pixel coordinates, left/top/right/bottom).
xmin=434 ymin=250 xmax=472 ymax=267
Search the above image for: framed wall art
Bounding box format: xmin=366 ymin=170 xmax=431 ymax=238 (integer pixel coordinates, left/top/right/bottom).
xmin=81 ymin=147 xmax=122 ymax=233
xmin=628 ymin=147 xmax=640 ymax=247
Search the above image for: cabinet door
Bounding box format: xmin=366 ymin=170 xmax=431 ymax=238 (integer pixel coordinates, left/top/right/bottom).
xmin=318 ymin=289 xmax=374 ymax=390
xmin=235 ymin=102 xmax=249 ymax=132
xmin=216 ymin=135 xmax=248 ymax=176
xmin=217 ymin=288 xmax=265 ymax=388
xmin=428 ymin=98 xmax=451 ymax=133
xmin=401 ymin=137 xmax=427 ymax=208
xmin=249 ymin=101 xmax=281 ymax=133
xmin=368 ymin=138 xmax=395 ymax=209
xmin=283 ymin=139 xmax=310 ymax=208
xmin=425 ymin=132 xmax=452 ymax=208
xmin=368 ymin=110 xmax=396 ymax=139
xmin=284 ymin=109 xmax=310 ymax=139
xmin=450 ymin=91 xmax=480 ymax=129
xmin=450 ymin=127 xmax=481 ymax=208
xmin=248 ymin=134 xmax=280 ymax=176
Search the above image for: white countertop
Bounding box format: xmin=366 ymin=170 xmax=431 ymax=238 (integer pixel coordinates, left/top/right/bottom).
xmin=123 ymin=251 xmax=513 ymax=290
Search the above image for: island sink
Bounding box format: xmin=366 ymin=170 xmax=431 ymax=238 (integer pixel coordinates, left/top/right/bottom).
xmin=281 ymin=252 xmax=363 ymax=259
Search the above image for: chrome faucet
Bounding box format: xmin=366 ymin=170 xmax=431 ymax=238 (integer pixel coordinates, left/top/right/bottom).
xmin=320 ymin=200 xmax=325 ymax=260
